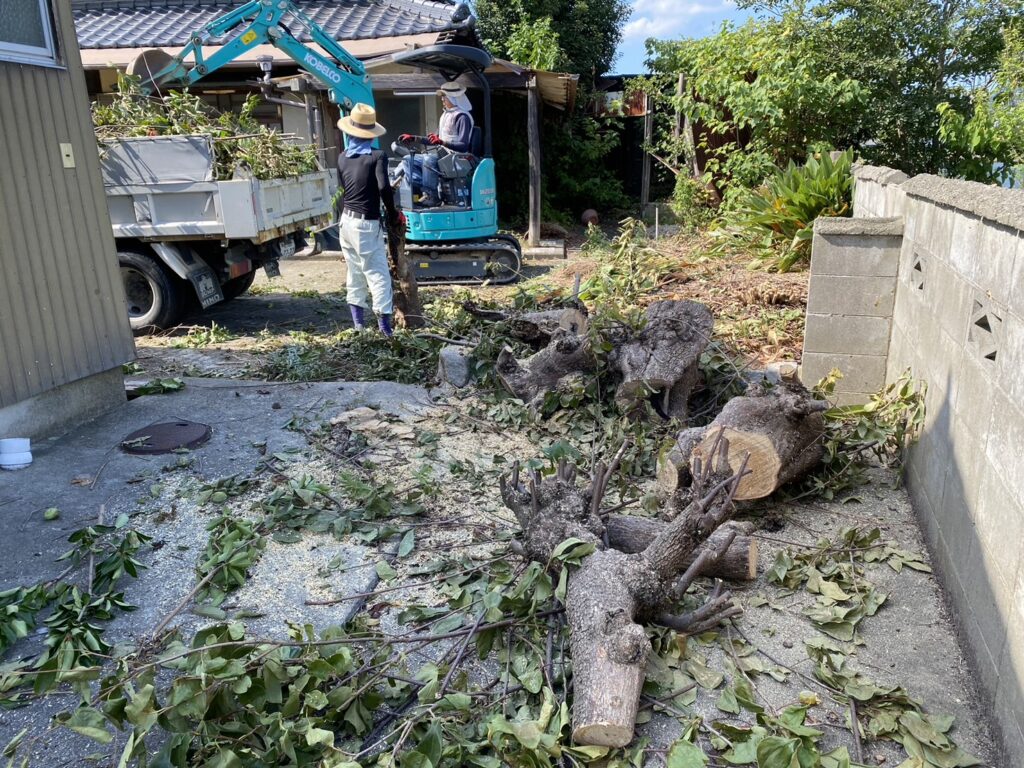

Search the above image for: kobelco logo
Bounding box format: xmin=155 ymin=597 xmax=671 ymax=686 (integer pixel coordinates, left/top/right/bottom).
xmin=304 ymin=53 xmax=341 ymax=84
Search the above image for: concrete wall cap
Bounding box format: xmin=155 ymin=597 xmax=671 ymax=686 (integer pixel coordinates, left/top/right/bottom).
xmin=901 ymin=174 xmax=1024 ymax=232
xmin=852 ymin=163 xmax=910 ymax=186
xmin=814 ymin=216 xmax=905 ymax=237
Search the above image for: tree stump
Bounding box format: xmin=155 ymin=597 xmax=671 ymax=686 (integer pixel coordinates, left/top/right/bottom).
xmin=608 ymin=300 xmax=713 ymax=420
xmin=385 ymin=218 xmax=424 ymax=329
xmin=500 ymin=436 xmax=748 ymax=747
xmin=495 ymin=329 xmax=595 ymax=409
xmin=691 ymin=381 xmax=829 ymax=500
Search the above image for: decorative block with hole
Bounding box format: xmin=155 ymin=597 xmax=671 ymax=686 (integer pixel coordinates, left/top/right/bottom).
xmin=968 ymin=298 xmax=1002 ymax=363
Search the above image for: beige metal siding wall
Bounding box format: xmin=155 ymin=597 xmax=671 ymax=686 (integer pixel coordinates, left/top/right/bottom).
xmin=0 ymin=1 xmax=134 ymax=409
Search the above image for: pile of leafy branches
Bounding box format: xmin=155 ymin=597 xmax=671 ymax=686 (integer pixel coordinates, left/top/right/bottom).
xmin=0 ymin=517 xmax=150 ymax=704
xmin=796 ymin=370 xmax=927 ymax=501
xmin=92 ymin=73 xmax=317 ymax=181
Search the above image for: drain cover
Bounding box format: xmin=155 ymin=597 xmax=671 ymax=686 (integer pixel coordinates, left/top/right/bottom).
xmin=120 ymin=420 xmax=212 ymax=455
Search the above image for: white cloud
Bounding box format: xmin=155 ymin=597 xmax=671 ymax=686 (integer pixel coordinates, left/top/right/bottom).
xmin=623 ymin=0 xmax=736 ymax=40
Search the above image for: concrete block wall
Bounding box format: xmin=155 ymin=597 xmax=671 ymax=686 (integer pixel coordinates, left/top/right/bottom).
xmin=805 ymin=166 xmax=1024 ymax=763
xmin=802 ymin=217 xmax=904 ymax=403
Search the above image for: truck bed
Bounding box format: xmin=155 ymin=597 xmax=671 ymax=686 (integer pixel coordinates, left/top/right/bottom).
xmin=100 ymin=135 xmax=332 ymax=243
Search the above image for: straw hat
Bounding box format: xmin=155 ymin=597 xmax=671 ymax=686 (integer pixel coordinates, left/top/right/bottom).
xmin=437 ymin=82 xmax=467 ymax=99
xmin=337 ymin=103 xmax=386 ymax=138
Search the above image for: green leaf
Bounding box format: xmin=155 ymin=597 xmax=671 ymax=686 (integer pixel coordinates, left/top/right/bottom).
xmin=65 ymin=707 xmax=113 ymax=744
xmin=418 ymin=721 xmax=443 ymax=766
xmin=398 ymin=529 xmax=415 ymax=557
xmin=666 ymin=738 xmax=708 ymax=768
xmin=756 ymin=736 xmax=799 ymax=768
xmin=305 ymin=727 xmax=334 ymax=749
xmin=716 ymin=686 xmax=740 ymax=714
xmin=375 ymin=560 xmax=397 ymax=581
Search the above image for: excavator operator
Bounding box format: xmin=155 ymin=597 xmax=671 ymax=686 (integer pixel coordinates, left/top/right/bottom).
xmin=398 ymin=82 xmax=475 ymax=207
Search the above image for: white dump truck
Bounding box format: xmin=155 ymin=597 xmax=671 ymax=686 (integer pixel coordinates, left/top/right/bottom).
xmin=100 ymin=134 xmax=332 ymax=332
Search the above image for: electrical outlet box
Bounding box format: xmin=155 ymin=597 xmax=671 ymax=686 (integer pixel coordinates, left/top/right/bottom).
xmin=59 ymin=143 xmax=75 ymax=168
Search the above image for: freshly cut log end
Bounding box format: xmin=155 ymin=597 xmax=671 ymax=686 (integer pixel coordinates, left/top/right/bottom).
xmin=572 ymin=722 xmax=636 ymax=749
xmin=694 ymin=427 xmax=781 ymax=501
xmin=690 ymin=382 xmax=827 ymax=500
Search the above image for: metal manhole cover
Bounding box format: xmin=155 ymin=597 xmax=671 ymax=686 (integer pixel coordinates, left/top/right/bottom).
xmin=120 ymin=420 xmax=212 ymax=455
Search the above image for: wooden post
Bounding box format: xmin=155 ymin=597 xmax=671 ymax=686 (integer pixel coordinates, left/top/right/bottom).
xmin=640 ymin=92 xmax=653 ymax=211
xmin=679 ymin=75 xmax=700 ymax=179
xmin=527 ymin=76 xmax=542 ymax=248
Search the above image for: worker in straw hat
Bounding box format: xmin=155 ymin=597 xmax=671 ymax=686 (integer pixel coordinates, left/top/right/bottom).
xmin=398 ymin=81 xmax=475 ymax=207
xmin=336 ymin=103 xmax=405 ymax=337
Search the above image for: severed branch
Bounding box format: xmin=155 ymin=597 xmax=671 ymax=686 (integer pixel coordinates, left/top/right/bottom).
xmin=501 ymin=435 xmax=752 ymax=747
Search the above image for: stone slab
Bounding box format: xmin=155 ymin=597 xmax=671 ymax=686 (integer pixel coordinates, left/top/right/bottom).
xmin=810 ymin=234 xmax=902 ymax=277
xmin=807 ymin=274 xmax=897 ymax=316
xmin=801 ymin=351 xmax=887 ymax=393
xmin=803 ymin=313 xmax=893 ymax=355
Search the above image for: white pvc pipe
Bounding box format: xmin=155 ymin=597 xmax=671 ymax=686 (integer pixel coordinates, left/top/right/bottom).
xmin=0 ymin=437 xmax=32 ymax=470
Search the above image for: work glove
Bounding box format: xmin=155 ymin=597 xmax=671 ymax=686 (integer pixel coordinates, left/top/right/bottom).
xmin=393 ymin=211 xmax=408 ymax=231
xmin=398 ymin=134 xmax=415 ymax=143
xmin=427 ymin=133 xmax=443 ymax=145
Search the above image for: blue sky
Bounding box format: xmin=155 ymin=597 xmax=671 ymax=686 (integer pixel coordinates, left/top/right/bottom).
xmin=613 ymin=0 xmax=754 ymax=74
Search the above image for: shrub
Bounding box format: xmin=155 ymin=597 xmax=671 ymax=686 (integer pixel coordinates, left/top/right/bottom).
xmin=715 ymin=149 xmax=854 ymax=271
xmin=670 ymin=175 xmax=717 ymax=229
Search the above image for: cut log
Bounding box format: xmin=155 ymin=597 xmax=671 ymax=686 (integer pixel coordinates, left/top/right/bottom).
xmin=605 ymin=517 xmax=757 ymax=582
xmin=501 ymin=439 xmax=747 ymax=747
xmin=462 ymin=301 xmax=588 ymax=347
xmin=692 ymin=381 xmax=829 ymax=500
xmin=608 ymin=300 xmax=713 ymax=420
xmin=656 ymin=427 xmax=706 ymax=497
xmin=495 ymin=329 xmax=595 ymax=409
xmin=385 ymin=218 xmax=425 ymax=330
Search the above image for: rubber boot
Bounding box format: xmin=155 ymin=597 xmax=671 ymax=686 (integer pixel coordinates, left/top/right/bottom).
xmin=378 ymin=313 xmax=394 ymax=337
xmin=349 ymin=304 xmax=366 ymax=331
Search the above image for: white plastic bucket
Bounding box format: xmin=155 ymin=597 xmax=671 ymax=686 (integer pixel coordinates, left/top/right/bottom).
xmin=0 ymin=438 xmax=32 ymax=470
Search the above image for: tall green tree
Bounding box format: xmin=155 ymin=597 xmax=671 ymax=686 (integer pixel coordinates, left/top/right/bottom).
xmin=645 ymin=16 xmax=864 ymax=194
xmin=738 ymin=0 xmax=1022 ymax=175
xmin=474 ymin=0 xmax=631 ymax=82
xmin=938 ymin=21 xmax=1024 ymax=182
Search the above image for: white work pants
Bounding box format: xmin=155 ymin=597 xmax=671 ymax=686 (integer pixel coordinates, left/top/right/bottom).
xmin=339 ymin=215 xmax=393 ymax=315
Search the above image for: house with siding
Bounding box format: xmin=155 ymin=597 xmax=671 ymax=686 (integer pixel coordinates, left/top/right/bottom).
xmin=1 ymin=0 xmax=135 ymax=439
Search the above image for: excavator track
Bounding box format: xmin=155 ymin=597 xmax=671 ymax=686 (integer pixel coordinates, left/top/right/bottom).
xmin=404 ymin=235 xmax=523 ymax=285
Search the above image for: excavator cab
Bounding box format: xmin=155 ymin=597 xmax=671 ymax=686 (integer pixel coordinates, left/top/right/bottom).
xmin=383 ymin=45 xmax=521 ymax=284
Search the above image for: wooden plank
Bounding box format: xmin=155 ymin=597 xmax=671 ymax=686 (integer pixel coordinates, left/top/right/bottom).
xmin=641 ymin=93 xmax=653 ymax=210
xmin=527 ymin=77 xmax=542 ymax=248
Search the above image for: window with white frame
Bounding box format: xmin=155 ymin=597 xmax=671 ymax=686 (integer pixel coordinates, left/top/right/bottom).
xmin=0 ymin=0 xmax=57 ymax=66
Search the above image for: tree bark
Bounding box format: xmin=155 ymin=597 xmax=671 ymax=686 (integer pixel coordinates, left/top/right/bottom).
xmin=605 ymin=517 xmax=757 ymax=582
xmin=608 ymin=300 xmax=713 ymax=420
xmin=385 ymin=218 xmax=425 ymax=329
xmin=501 ymin=440 xmax=747 ymax=747
xmin=495 ymin=329 xmax=595 ymax=409
xmin=656 ymin=427 xmax=706 ymax=497
xmin=692 ymin=381 xmax=829 ymax=500
xmin=462 ymin=302 xmax=588 ymax=348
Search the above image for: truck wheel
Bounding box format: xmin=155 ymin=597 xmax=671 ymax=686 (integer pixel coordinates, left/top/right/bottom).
xmin=119 ymin=250 xmax=184 ymax=333
xmin=221 ymin=270 xmax=258 ymax=301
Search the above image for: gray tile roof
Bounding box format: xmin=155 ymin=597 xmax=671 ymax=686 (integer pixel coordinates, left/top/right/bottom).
xmin=72 ymin=0 xmax=473 ymax=50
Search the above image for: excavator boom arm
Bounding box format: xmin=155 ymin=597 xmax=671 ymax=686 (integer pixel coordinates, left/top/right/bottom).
xmin=141 ymin=0 xmax=374 ymax=110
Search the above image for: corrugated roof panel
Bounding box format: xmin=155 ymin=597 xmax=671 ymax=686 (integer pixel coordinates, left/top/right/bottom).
xmin=71 ymin=0 xmax=467 ymax=50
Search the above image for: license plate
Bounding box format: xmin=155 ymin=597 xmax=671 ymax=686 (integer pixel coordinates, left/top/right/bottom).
xmin=278 ymin=237 xmax=296 ymax=259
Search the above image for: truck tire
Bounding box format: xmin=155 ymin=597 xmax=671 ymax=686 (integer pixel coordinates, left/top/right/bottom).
xmin=221 ymin=270 xmax=258 ymax=301
xmin=119 ymin=250 xmax=184 ymax=333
